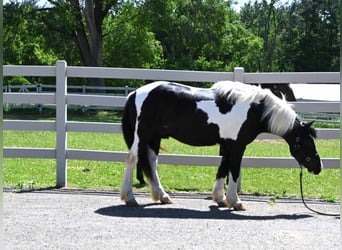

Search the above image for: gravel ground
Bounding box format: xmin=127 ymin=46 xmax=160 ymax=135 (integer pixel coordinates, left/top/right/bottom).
xmin=3 ymin=189 xmax=340 ymax=250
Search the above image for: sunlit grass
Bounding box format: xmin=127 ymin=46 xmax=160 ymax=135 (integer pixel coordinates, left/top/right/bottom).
xmin=3 ymin=130 xmax=340 ymax=201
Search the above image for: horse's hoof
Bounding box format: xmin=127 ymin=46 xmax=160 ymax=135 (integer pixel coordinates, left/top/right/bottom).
xmin=233 ymin=203 xmax=246 ymax=211
xmin=125 ymin=199 xmax=139 ymax=207
xmin=160 ymin=196 xmax=173 ymax=204
xmin=217 ymin=200 xmax=229 ymax=207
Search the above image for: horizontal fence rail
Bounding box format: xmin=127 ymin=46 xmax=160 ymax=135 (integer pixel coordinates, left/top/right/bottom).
xmin=3 ymin=61 xmax=340 ymax=187
xmin=3 ymin=84 xmax=135 ymax=95
xmin=3 ymin=148 xmax=339 ymax=170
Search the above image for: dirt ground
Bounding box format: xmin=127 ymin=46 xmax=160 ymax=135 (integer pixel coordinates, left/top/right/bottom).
xmin=3 ymin=188 xmax=341 ymax=250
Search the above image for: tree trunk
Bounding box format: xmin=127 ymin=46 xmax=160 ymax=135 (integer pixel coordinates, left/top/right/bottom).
xmin=55 ymin=0 xmax=117 ymax=88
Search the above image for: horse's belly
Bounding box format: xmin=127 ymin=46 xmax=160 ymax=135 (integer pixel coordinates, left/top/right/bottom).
xmin=169 ymin=125 xmax=220 ymax=146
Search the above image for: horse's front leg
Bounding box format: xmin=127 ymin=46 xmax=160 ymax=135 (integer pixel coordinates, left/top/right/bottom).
xmin=225 ymin=144 xmax=246 ymax=211
xmin=213 ymin=178 xmax=227 ymax=207
xmin=226 ymin=172 xmax=246 ymax=211
xmin=213 ymin=151 xmax=229 ymax=207
xmin=213 ymin=173 xmax=244 ymax=210
xmin=213 ymin=144 xmax=246 ymax=211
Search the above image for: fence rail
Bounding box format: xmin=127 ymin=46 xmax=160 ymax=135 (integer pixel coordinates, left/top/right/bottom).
xmin=3 ymin=61 xmax=340 ymax=187
xmin=3 ymin=84 xmax=135 ymax=95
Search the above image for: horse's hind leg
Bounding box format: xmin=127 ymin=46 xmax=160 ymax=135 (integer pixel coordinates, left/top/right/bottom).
xmin=139 ymin=137 xmax=172 ymax=204
xmin=136 ymin=165 xmax=146 ymax=185
xmin=146 ymin=145 xmax=172 ymax=204
xmin=120 ymin=145 xmax=139 ymax=207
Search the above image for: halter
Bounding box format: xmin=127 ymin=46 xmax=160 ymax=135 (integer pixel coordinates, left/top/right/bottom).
xmin=292 ymin=136 xmax=318 ymax=166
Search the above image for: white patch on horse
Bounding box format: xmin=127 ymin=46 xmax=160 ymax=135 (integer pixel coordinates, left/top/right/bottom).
xmin=212 ymin=178 xmax=226 ymax=203
xmin=226 ymin=172 xmax=243 ymax=209
xmin=197 ymin=100 xmax=250 ymax=140
xmin=212 ymin=81 xmax=297 ymax=136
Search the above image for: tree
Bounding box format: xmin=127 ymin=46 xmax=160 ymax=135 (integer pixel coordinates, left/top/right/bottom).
xmin=103 ymin=2 xmax=164 ymax=69
xmin=240 ymin=0 xmax=340 ymax=72
xmin=102 ymin=1 xmax=164 ymax=87
xmin=240 ymin=0 xmax=297 ymax=99
xmin=240 ymin=0 xmax=290 ymax=72
xmin=3 ymin=0 xmax=59 ymax=66
xmin=142 ymin=0 xmax=263 ymax=73
xmin=43 ymin=0 xmax=121 ymax=86
xmin=291 ymin=0 xmax=340 ymax=71
xmin=3 ymin=0 xmax=63 ymax=85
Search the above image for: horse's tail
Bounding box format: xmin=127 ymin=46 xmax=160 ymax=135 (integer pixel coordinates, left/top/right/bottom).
xmin=122 ymin=92 xmax=147 ymax=185
xmin=122 ymin=92 xmax=137 ymax=149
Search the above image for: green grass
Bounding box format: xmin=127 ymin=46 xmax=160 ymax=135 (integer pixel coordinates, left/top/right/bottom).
xmin=3 ymin=109 xmax=340 ymax=200
xmin=3 ymin=128 xmax=340 ymax=201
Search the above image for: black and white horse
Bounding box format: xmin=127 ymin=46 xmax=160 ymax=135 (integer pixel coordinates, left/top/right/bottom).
xmin=120 ymin=81 xmax=322 ymax=210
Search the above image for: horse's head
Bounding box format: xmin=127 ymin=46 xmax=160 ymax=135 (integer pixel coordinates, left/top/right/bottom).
xmin=285 ymin=120 xmax=322 ymax=175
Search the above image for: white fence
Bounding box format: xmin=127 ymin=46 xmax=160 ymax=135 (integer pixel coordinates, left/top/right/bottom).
xmin=3 ymin=60 xmax=340 ymax=187
xmin=3 ymin=83 xmax=135 ymax=96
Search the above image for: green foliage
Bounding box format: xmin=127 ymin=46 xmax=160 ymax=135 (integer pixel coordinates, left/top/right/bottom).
xmin=240 ymin=0 xmax=340 ymax=72
xmin=141 ymin=0 xmax=262 ymax=72
xmin=3 ymin=0 xmax=59 ymax=65
xmin=103 ymin=3 xmax=164 ymax=69
xmin=292 ymin=0 xmax=340 ymax=71
xmin=2 ymin=0 xmax=340 ymax=87
xmin=6 ymin=76 xmax=32 ymax=85
xmin=102 ymin=2 xmax=164 ymax=87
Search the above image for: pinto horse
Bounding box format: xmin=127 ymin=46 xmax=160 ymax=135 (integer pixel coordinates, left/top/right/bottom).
xmin=120 ymin=81 xmax=322 ymax=210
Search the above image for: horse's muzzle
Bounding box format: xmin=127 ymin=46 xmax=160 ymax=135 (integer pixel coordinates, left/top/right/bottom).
xmin=309 ymin=168 xmax=321 ymax=175
xmin=306 ymin=159 xmax=323 ymax=175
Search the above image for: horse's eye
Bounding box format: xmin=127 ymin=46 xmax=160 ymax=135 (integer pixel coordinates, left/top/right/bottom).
xmin=295 ymin=137 xmax=300 ymax=143
xmin=306 ymin=156 xmax=311 ymax=162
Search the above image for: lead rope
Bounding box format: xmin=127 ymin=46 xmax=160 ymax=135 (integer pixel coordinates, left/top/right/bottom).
xmin=299 ymin=165 xmax=340 ymax=217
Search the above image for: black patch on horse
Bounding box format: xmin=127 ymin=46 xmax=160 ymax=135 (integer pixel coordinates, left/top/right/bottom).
xmin=215 ymin=92 xmax=235 ymax=114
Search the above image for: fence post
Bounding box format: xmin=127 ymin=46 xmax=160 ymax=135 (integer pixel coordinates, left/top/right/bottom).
xmin=36 ymin=84 xmax=42 ymax=112
xmin=233 ymin=67 xmax=245 ymax=83
xmin=233 ymin=67 xmax=245 ymax=192
xmin=56 ymin=60 xmax=68 ymax=187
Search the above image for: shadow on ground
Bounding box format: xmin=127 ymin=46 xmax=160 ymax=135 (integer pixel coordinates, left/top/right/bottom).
xmin=95 ymin=203 xmax=313 ymax=221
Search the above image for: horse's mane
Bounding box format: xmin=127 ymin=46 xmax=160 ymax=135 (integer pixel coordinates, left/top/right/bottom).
xmin=211 ymin=81 xmax=297 ymax=136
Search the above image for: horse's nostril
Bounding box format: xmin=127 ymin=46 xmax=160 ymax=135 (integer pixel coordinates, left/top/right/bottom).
xmin=315 ymin=169 xmax=321 ymax=175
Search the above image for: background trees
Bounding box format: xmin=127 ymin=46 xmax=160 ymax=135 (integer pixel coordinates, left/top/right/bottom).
xmin=103 ymin=2 xmax=164 ymax=69
xmin=4 ymin=0 xmax=58 ymax=65
xmin=140 ymin=0 xmax=263 ymax=72
xmin=290 ymin=0 xmax=340 ymax=71
xmin=240 ymin=0 xmax=340 ymax=72
xmin=3 ymin=0 xmax=340 ymax=87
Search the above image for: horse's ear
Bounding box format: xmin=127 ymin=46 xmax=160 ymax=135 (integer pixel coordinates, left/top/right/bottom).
xmin=304 ymin=121 xmax=315 ymax=128
xmin=304 ymin=121 xmax=317 ymax=138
